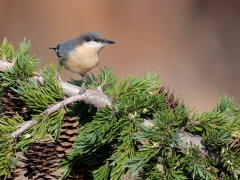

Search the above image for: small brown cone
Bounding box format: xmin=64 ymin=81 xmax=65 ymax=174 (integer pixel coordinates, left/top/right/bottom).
xmin=19 ymin=139 xmax=62 ymax=179
xmin=0 ymin=88 xmax=31 ymax=120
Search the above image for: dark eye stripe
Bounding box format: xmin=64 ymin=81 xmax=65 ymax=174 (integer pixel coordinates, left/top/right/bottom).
xmin=94 ymin=38 xmax=100 ymax=42
xmin=84 ymin=37 xmax=104 ymax=43
xmin=84 ymin=37 xmax=91 ymax=42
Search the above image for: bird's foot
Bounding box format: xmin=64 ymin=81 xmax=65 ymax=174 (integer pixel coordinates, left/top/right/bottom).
xmin=78 ymin=82 xmax=86 ymax=94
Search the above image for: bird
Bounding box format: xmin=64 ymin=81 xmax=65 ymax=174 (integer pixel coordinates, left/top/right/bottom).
xmin=49 ymin=32 xmax=115 ymax=91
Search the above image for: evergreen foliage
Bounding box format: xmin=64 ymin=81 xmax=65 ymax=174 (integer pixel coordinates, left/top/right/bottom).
xmin=0 ymin=38 xmax=239 ymax=179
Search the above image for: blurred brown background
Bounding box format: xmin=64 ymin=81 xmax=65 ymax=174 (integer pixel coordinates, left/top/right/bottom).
xmin=1 ymin=0 xmax=240 ymax=113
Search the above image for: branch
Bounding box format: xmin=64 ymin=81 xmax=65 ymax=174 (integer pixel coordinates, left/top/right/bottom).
xmin=141 ymin=119 xmax=221 ymax=163
xmin=0 ymin=58 xmax=15 ymax=71
xmin=31 ymin=75 xmax=82 ymax=97
xmin=0 ymin=59 xmax=113 ymax=138
xmin=11 ymin=119 xmax=38 ymax=139
xmin=10 ymin=89 xmax=113 ymax=138
xmin=178 ymin=131 xmax=221 ymax=162
xmin=1 ymin=58 xmax=83 ymax=97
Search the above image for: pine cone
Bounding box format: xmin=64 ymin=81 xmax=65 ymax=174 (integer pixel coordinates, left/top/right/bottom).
xmin=56 ymin=115 xmax=93 ymax=179
xmin=19 ymin=139 xmax=61 ymax=180
xmin=0 ymin=88 xmax=31 ymax=121
xmin=56 ymin=116 xmax=79 ymax=158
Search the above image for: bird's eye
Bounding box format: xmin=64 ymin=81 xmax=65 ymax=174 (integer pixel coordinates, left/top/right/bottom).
xmin=94 ymin=38 xmax=99 ymax=42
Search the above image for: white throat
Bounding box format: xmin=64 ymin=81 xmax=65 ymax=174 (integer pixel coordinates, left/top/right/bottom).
xmin=83 ymin=41 xmax=105 ymax=52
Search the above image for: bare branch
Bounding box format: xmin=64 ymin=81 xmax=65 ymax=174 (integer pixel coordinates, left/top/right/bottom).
xmin=1 ymin=59 xmax=90 ymax=97
xmin=60 ymin=81 xmax=81 ymax=97
xmin=30 ymin=75 xmax=82 ymax=97
xmin=11 ymin=119 xmax=38 ymax=139
xmin=44 ymin=89 xmax=113 ymax=114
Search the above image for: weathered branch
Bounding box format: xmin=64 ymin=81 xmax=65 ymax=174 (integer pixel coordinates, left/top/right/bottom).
xmin=10 ymin=90 xmax=113 ymax=138
xmin=178 ymin=131 xmax=221 ymax=162
xmin=1 ymin=59 xmax=113 ymax=137
xmin=11 ymin=119 xmax=38 ymax=139
xmin=1 ymin=58 xmax=83 ymax=97
xmin=0 ymin=58 xmax=15 ymax=71
xmin=31 ymin=75 xmax=82 ymax=97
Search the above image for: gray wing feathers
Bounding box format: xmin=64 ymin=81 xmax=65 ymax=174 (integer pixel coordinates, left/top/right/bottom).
xmin=58 ymin=38 xmax=78 ymax=60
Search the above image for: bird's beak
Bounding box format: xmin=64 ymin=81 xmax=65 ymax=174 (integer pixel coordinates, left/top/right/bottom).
xmin=104 ymin=40 xmax=115 ymax=44
xmin=49 ymin=46 xmax=57 ymax=50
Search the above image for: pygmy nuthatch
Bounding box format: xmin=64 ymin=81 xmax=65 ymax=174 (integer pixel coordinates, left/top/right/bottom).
xmin=49 ymin=32 xmax=115 ymax=78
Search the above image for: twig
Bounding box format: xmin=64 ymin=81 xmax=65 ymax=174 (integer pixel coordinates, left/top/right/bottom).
xmin=11 ymin=119 xmax=38 ymax=139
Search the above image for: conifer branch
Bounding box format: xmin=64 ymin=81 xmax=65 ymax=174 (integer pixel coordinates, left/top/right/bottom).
xmin=0 ymin=59 xmax=113 ymax=138
xmin=141 ymin=119 xmax=221 ymax=163
xmin=10 ymin=89 xmax=113 ymax=138
xmin=0 ymin=59 xmax=220 ymax=162
xmin=1 ymin=58 xmax=81 ymax=97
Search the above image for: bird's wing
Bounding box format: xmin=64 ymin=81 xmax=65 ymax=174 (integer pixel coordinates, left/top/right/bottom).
xmin=57 ymin=39 xmax=77 ymax=60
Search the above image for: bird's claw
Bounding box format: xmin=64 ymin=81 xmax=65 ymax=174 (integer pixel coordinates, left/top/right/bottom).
xmin=78 ymin=82 xmax=86 ymax=94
